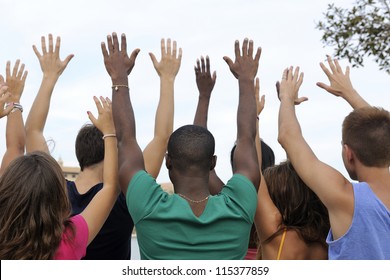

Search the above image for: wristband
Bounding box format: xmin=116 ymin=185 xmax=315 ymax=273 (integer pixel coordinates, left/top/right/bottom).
xmin=102 ymin=134 xmax=116 ymax=140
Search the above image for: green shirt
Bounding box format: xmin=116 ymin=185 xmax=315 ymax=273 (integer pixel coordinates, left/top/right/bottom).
xmin=126 ymin=170 xmax=257 ymax=260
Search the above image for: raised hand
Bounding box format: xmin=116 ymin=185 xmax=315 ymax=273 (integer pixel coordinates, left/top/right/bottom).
xmin=149 ymin=38 xmax=182 ymax=80
xmin=277 ymin=67 xmax=308 ymax=105
xmin=33 ymin=34 xmax=73 ymax=79
xmin=316 ymin=56 xmax=369 ymax=109
xmin=223 ymin=38 xmax=261 ymax=80
xmin=87 ymin=96 xmax=115 ymax=136
xmin=195 ymin=56 xmax=216 ymax=98
xmin=5 ymin=60 xmax=28 ymax=103
xmin=317 ymin=56 xmax=355 ymax=97
xmin=101 ymin=33 xmax=140 ymax=82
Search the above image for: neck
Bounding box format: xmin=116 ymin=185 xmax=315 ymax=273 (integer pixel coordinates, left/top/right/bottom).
xmin=75 ymin=162 xmax=104 ymax=193
xmin=172 ymin=173 xmax=211 ymax=199
xmin=356 ymin=164 xmax=390 ymax=186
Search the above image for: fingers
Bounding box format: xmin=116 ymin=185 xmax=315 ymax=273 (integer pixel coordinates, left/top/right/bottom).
xmin=319 ymin=62 xmax=332 ymax=78
xmin=177 ymin=48 xmax=183 ymax=61
xmin=48 ymin=34 xmax=54 ymax=53
xmin=101 ymin=41 xmax=109 ymax=59
xmin=242 ymin=38 xmax=248 ymax=56
xmin=93 ymin=96 xmax=103 ymax=113
xmin=55 ymin=36 xmax=61 ymax=56
xmin=255 ymin=77 xmax=260 ymax=97
xmin=166 ymin=38 xmax=171 ymax=55
xmin=254 ymin=47 xmax=262 ymax=63
xmin=107 ymin=34 xmax=114 ymax=54
xmin=112 ymin=33 xmax=120 ymax=53
xmin=201 ymin=56 xmax=206 ymax=73
xmin=248 ymin=39 xmax=253 ymax=56
xmin=172 ymin=40 xmax=177 ymax=58
xmin=121 ymin=33 xmax=127 ymax=55
xmin=275 ymin=81 xmax=281 ymax=100
xmin=234 ymin=40 xmax=240 ymax=58
xmin=12 ymin=60 xmax=20 ymax=78
xmin=326 ymin=55 xmax=336 ymax=73
xmin=41 ymin=36 xmax=47 ymax=54
xmin=212 ymin=71 xmax=217 ymax=82
xmin=206 ymin=56 xmax=210 ymax=73
xmin=32 ymin=44 xmax=41 ymax=58
xmin=161 ymin=38 xmax=166 ymax=55
xmin=6 ymin=61 xmax=10 ymax=79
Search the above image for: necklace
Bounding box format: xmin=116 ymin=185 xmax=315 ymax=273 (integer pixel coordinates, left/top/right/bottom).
xmin=177 ymin=193 xmax=210 ymax=204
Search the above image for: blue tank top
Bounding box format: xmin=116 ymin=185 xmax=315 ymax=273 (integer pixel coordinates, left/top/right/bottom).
xmin=326 ymin=182 xmax=390 ymax=259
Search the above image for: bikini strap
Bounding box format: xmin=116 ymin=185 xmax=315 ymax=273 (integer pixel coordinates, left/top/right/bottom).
xmin=276 ymin=228 xmax=287 ymax=260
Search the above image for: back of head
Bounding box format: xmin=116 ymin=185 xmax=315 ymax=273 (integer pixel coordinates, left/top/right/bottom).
xmin=75 ymin=124 xmax=104 ymax=171
xmin=264 ymin=160 xmax=330 ymax=244
xmin=230 ymin=139 xmax=275 ymax=172
xmin=167 ymin=125 xmax=215 ymax=174
xmin=0 ymin=151 xmax=71 ymax=259
xmin=342 ymin=106 xmax=390 ymax=167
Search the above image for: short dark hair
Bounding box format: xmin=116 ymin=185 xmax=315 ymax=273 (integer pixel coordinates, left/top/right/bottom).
xmin=75 ymin=124 xmax=104 ymax=171
xmin=167 ymin=125 xmax=215 ymax=173
xmin=342 ymin=107 xmax=390 ymax=167
xmin=230 ymin=139 xmax=275 ymax=172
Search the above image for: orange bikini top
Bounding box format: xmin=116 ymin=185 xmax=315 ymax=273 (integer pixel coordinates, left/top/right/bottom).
xmin=276 ymin=228 xmax=287 ymax=260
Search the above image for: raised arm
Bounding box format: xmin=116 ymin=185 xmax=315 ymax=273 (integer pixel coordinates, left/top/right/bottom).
xmin=253 ymin=81 xmax=279 ymax=243
xmin=143 ymin=38 xmax=182 ymax=178
xmin=223 ymin=39 xmax=261 ymax=189
xmin=194 ymin=56 xmax=224 ymax=194
xmin=25 ymin=34 xmax=73 ymax=153
xmin=277 ymin=67 xmax=353 ymax=239
xmin=316 ymin=56 xmax=369 ymax=109
xmin=81 ymin=96 xmax=118 ymax=245
xmin=0 ymin=61 xmax=28 ymax=175
xmin=101 ymin=32 xmax=143 ymax=195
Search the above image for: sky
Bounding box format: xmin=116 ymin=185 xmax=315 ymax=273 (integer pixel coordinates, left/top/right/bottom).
xmin=0 ymin=0 xmax=389 ymax=184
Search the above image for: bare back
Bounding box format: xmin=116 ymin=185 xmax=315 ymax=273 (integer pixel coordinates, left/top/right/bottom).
xmin=261 ymin=229 xmax=328 ymax=260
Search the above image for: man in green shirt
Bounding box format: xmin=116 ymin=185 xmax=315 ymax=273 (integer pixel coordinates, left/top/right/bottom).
xmin=101 ymin=33 xmax=261 ymax=259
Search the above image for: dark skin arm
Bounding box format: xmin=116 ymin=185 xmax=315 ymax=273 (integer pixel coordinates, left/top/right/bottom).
xmin=223 ymin=39 xmax=261 ymax=190
xmin=194 ymin=56 xmax=224 ymax=194
xmin=101 ymin=32 xmax=143 ymax=195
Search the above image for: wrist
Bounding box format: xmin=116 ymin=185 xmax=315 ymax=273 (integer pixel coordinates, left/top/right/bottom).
xmin=238 ymin=77 xmax=255 ymax=83
xmin=111 ymin=77 xmax=129 ymax=85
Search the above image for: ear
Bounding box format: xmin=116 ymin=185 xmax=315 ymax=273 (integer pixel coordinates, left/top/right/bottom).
xmin=343 ymin=144 xmax=355 ymax=164
xmin=210 ymin=155 xmax=217 ymax=170
xmin=165 ymin=153 xmax=172 ymax=170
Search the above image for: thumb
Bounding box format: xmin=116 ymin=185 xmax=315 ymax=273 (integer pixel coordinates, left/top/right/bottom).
xmin=212 ymin=71 xmax=217 ymax=82
xmin=87 ymin=111 xmax=97 ymax=125
xmin=295 ymin=97 xmax=309 ymax=105
xmin=64 ymin=54 xmax=74 ymax=67
xmin=149 ymin=52 xmax=158 ymax=67
xmin=223 ymin=56 xmax=233 ymax=68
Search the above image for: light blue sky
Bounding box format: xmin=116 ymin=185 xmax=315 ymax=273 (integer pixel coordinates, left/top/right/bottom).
xmin=1 ymin=0 xmax=389 ymax=183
